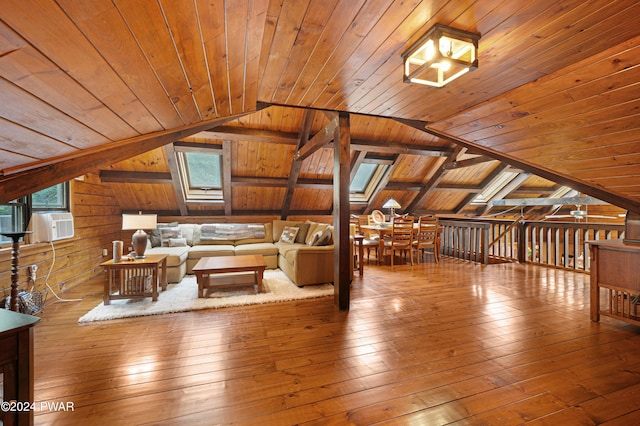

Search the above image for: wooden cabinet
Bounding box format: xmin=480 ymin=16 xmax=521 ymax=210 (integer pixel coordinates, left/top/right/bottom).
xmin=589 ymin=239 xmax=640 ymax=325
xmin=0 ymin=309 xmax=40 ymax=426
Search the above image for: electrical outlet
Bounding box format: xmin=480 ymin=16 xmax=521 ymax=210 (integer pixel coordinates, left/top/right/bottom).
xmin=102 ymin=248 xmax=109 ymax=256
xmin=28 ymin=265 xmax=38 ymax=282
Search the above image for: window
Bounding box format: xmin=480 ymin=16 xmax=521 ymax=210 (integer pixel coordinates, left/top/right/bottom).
xmin=32 ymin=182 xmax=68 ymax=210
xmin=350 ymin=162 xmax=387 ymax=202
xmin=0 ymin=182 xmax=69 ymax=244
xmin=178 ymin=151 xmax=223 ymax=200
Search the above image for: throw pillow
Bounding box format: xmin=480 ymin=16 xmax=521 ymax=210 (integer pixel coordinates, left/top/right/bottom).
xmin=150 ymin=222 xmax=178 ymax=247
xmin=314 ymin=227 xmax=333 ymax=246
xmin=159 ymin=226 xmax=182 ymax=247
xmin=168 ymin=237 xmax=187 ymax=247
xmin=279 ymin=226 xmax=299 ymax=244
xmin=307 ymin=230 xmax=322 ymax=246
xmin=294 ymin=222 xmax=310 ymax=244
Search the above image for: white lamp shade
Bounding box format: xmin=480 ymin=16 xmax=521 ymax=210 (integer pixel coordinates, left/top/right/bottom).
xmin=383 ymin=198 xmax=401 ymax=209
xmin=122 ymin=214 xmax=157 ymax=230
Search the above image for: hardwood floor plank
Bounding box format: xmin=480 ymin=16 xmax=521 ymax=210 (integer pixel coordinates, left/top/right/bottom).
xmin=31 ymin=259 xmax=640 ymax=425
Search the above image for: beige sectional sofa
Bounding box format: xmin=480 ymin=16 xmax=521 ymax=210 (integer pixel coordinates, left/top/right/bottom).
xmin=144 ymin=220 xmax=336 ymax=286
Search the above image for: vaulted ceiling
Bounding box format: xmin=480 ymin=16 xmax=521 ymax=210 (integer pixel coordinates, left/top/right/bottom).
xmin=1 ymin=1 xmax=638 ymax=220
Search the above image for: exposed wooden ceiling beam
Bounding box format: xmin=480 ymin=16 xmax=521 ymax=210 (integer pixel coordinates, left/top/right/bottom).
xmin=456 ymin=164 xmax=508 ymax=214
xmin=282 ymin=109 xmax=315 ymax=219
xmin=443 ymin=155 xmax=496 ymax=170
xmin=200 ymin=127 xmax=298 ymax=145
xmin=0 ymin=112 xmax=257 ymax=204
xmin=295 ymin=114 xmax=339 ymax=161
xmin=394 ymin=118 xmax=640 ymax=213
xmin=482 ymin=172 xmax=532 ymax=215
xmin=333 ymin=139 xmax=453 ymax=157
xmin=405 ymin=146 xmax=466 ymax=214
xmin=492 ymin=196 xmax=608 ymax=206
xmin=231 ymin=177 xmax=332 ymax=188
xmin=173 ymin=141 xmax=223 ymax=152
xmin=98 ymin=170 xmax=173 ymax=184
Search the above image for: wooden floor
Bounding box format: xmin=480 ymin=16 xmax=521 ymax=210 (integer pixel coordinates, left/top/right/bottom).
xmin=31 ymin=257 xmax=640 ymax=425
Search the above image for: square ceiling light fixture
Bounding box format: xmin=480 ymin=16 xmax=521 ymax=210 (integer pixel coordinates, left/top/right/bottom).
xmin=402 ymin=24 xmax=480 ymax=88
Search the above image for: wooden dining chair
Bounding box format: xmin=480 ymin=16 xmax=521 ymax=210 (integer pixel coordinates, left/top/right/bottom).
xmin=356 ymin=215 xmax=379 ymax=264
xmin=384 ymin=215 xmax=414 ymax=269
xmin=414 ymin=215 xmax=439 ymax=264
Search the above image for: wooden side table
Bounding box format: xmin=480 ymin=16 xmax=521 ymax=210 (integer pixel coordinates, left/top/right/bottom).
xmin=100 ymin=254 xmax=168 ymax=305
xmin=0 ymin=309 xmax=40 ymax=426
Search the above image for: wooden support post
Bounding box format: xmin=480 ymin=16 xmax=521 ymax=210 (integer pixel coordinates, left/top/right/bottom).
xmin=333 ymin=112 xmax=351 ymax=310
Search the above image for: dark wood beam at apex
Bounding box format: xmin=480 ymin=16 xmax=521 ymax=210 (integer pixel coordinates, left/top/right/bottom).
xmin=282 ymin=109 xmax=315 ymax=219
xmin=395 ymin=118 xmax=640 ymax=214
xmin=99 ymin=170 xmax=173 ymax=184
xmin=0 ymin=110 xmax=264 ymax=204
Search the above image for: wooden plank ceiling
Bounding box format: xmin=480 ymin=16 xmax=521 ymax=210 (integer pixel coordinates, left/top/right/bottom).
xmin=0 ymin=0 xmax=638 ymax=220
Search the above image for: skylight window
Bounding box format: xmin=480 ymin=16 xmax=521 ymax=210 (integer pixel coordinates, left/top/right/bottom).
xmin=350 ymin=162 xmax=387 ymax=202
xmin=178 ymin=151 xmax=223 ymax=200
xmin=471 ymin=171 xmax=519 ymax=205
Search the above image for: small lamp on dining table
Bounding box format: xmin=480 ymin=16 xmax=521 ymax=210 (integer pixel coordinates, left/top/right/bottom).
xmin=383 ymin=198 xmax=401 ymax=219
xmin=122 ymin=212 xmax=157 ymax=258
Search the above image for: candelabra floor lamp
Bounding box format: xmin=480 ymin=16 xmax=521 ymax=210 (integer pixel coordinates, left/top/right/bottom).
xmin=1 ymin=231 xmax=30 ymax=312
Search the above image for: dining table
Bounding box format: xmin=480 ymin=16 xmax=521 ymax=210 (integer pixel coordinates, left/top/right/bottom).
xmin=361 ymin=222 xmax=441 ymax=265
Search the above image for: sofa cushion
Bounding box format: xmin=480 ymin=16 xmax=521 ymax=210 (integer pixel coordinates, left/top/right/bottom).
xmin=275 ymin=242 xmax=308 ymax=264
xmin=188 ymin=244 xmax=235 ymax=259
xmin=145 ymin=245 xmax=189 ymax=268
xmin=234 ymin=242 xmax=279 ymax=256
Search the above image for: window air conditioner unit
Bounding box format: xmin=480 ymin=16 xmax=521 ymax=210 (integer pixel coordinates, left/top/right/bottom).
xmin=31 ymin=212 xmax=75 ymax=243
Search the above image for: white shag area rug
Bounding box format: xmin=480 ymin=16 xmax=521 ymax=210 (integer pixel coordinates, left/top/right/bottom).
xmin=78 ymin=269 xmax=333 ymax=323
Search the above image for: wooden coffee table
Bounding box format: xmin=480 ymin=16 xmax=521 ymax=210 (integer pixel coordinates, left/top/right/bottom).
xmin=192 ymin=255 xmax=267 ymax=298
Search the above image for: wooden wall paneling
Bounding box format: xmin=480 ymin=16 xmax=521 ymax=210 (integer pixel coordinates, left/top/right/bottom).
xmin=301 ymin=0 xmax=396 ymax=108
xmin=0 ymin=79 xmax=109 ymax=151
xmin=55 ymin=0 xmax=182 ymax=130
xmin=0 ymin=113 xmax=253 ymax=204
xmin=258 ymin=0 xmax=311 ymax=102
xmin=270 ymin=0 xmax=338 ymax=104
xmin=197 ymin=0 xmax=230 ymax=116
xmin=291 ymin=188 xmax=332 ymax=212
xmin=320 ymin=0 xmax=457 ymax=114
xmin=528 ymin=1 xmax=640 ymax=76
xmin=224 ymin=0 xmax=250 ymax=114
xmin=161 ymin=1 xmax=216 ymax=121
xmin=421 ymin=190 xmax=471 ymax=214
xmin=114 ymin=0 xmax=200 ymax=123
xmin=313 ymin=0 xmax=402 ymax=108
xmin=0 ymin=35 xmax=137 ymax=143
xmin=0 ymin=175 xmax=121 ymax=300
xmin=243 ymin=0 xmax=270 ymax=110
xmin=3 ymin=0 xmax=161 ymax=134
xmin=0 ymin=119 xmax=78 ymax=168
xmin=390 ymin=2 xmax=586 ymax=120
xmin=280 ymin=0 xmax=366 ymax=105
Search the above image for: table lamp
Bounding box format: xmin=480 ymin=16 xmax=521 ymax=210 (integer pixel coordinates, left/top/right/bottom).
xmin=383 ymin=198 xmax=401 ymax=218
xmin=122 ymin=213 xmax=157 ymax=258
